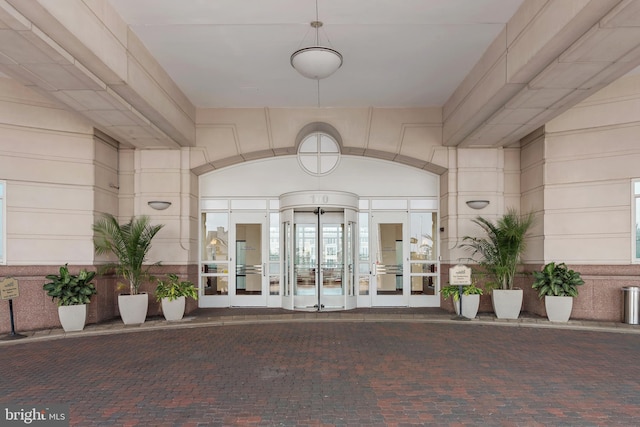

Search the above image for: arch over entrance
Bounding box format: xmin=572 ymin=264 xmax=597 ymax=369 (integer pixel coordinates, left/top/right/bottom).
xmin=198 ymin=148 xmax=441 ymax=311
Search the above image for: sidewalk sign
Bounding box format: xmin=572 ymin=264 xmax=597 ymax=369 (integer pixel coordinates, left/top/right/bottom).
xmin=0 ymin=277 xmax=26 ymax=340
xmin=448 ymin=265 xmax=472 ymax=321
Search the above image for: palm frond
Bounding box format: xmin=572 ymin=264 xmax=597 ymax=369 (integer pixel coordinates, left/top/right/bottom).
xmin=93 ymin=214 xmax=164 ymax=295
xmin=460 ymin=208 xmax=534 ymax=290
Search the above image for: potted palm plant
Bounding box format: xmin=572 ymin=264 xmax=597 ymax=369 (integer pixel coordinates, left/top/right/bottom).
xmin=440 ymin=282 xmax=483 ymax=319
xmin=461 ymin=208 xmax=534 ymax=319
xmin=155 ymin=274 xmax=198 ymax=321
xmin=532 ymin=262 xmax=584 ymax=322
xmin=43 ymin=264 xmax=97 ymax=332
xmin=93 ymin=214 xmax=164 ymax=325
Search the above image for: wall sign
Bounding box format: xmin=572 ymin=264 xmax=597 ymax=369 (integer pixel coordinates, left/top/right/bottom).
xmin=449 ymin=264 xmax=472 ymax=286
xmin=0 ymin=277 xmax=19 ymax=300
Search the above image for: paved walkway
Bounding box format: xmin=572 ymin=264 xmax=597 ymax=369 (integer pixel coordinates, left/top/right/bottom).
xmin=1 ymin=309 xmax=639 ymax=426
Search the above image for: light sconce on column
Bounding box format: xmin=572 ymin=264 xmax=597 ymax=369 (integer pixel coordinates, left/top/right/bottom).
xmin=466 ymin=200 xmax=490 ymax=210
xmin=148 ymin=201 xmax=171 ymax=211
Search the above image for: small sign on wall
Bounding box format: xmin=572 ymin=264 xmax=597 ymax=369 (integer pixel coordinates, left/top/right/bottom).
xmin=0 ymin=277 xmax=19 ymax=300
xmin=449 ymin=264 xmax=472 ymax=286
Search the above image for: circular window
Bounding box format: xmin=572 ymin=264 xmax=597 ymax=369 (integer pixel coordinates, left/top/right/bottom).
xmin=297 ymin=132 xmax=341 ymax=176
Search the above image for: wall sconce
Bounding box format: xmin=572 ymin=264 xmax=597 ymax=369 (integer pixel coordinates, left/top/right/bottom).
xmin=466 ymin=200 xmax=490 ymax=210
xmin=148 ymin=201 xmax=171 ymax=210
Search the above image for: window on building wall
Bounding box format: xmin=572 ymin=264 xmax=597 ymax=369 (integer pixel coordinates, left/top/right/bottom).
xmin=297 ymin=132 xmax=340 ymax=176
xmin=634 ymin=181 xmax=640 ymax=260
xmin=0 ymin=181 xmax=5 ymax=264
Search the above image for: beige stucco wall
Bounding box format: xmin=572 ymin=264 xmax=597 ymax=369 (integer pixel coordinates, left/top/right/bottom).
xmin=0 ymin=76 xmax=100 ymax=265
xmin=543 ymin=72 xmax=640 ymax=264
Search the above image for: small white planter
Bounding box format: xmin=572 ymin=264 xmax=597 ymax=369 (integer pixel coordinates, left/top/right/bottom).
xmin=118 ymin=293 xmax=148 ymax=325
xmin=453 ymin=294 xmax=480 ymax=319
xmin=161 ymin=296 xmax=186 ymax=321
xmin=492 ymin=289 xmax=523 ymax=319
xmin=545 ymin=295 xmax=573 ymax=322
xmin=58 ymin=304 xmax=87 ymax=332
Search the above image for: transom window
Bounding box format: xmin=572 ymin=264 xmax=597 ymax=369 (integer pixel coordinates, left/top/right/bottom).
xmin=297 ymin=132 xmax=340 ymax=176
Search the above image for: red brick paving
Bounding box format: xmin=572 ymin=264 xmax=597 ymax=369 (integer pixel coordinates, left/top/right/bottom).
xmin=1 ymin=321 xmax=639 ymax=426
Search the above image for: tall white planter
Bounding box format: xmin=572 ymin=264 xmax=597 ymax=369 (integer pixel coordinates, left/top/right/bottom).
xmin=545 ymin=295 xmax=573 ymax=322
xmin=453 ymin=294 xmax=480 ymax=319
xmin=118 ymin=293 xmax=148 ymax=325
xmin=58 ymin=304 xmax=87 ymax=332
xmin=161 ymin=296 xmax=186 ymax=321
xmin=492 ymin=289 xmax=523 ymax=319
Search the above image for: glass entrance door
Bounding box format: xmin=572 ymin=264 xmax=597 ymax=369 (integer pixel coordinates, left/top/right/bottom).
xmin=371 ymin=212 xmax=408 ymax=306
xmin=230 ymin=212 xmax=267 ymax=306
xmin=293 ymin=210 xmax=348 ymax=310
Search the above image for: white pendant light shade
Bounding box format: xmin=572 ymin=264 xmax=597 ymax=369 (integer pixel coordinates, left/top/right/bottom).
xmin=291 ymin=46 xmax=343 ymax=79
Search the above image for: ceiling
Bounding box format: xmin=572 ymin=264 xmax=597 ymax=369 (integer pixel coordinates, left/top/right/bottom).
xmin=107 ymin=0 xmax=526 ymax=109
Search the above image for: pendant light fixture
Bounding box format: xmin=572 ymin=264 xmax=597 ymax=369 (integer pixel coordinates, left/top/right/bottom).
xmin=290 ymin=1 xmax=343 ymax=80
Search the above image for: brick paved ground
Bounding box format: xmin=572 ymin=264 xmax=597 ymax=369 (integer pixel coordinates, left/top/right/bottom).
xmin=1 ymin=321 xmax=639 ymax=426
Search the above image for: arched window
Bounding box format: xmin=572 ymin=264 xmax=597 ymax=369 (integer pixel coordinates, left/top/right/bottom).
xmin=297 ymin=132 xmax=340 ymax=176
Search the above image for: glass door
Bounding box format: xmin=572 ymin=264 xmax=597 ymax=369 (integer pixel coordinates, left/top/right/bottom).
xmin=230 ymin=212 xmax=267 ymax=306
xmin=292 ymin=210 xmax=347 ymax=310
xmin=371 ymin=212 xmax=408 ymax=306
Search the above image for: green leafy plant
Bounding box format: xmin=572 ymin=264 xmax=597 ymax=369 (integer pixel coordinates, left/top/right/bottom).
xmin=155 ymin=274 xmax=198 ymax=302
xmin=532 ymin=262 xmax=584 ymax=298
xmin=460 ymin=208 xmax=534 ymax=290
xmin=43 ymin=264 xmax=97 ymax=306
xmin=440 ymin=283 xmax=484 ymax=302
xmin=93 ymin=214 xmax=164 ymax=295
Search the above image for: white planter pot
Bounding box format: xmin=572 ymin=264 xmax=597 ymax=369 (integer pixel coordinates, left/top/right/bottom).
xmin=58 ymin=304 xmax=87 ymax=332
xmin=118 ymin=293 xmax=148 ymax=325
xmin=453 ymin=294 xmax=480 ymax=319
xmin=492 ymin=289 xmax=523 ymax=319
xmin=161 ymin=296 xmax=186 ymax=321
xmin=545 ymin=295 xmax=573 ymax=322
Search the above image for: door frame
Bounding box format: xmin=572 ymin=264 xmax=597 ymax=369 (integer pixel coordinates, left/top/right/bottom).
xmin=229 ymin=211 xmax=268 ymax=307
xmin=370 ymin=211 xmax=409 ymax=307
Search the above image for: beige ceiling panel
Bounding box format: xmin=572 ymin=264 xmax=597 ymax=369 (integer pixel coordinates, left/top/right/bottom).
xmin=62 ymin=89 xmax=114 ymax=110
xmin=13 ymin=0 xmax=129 ymax=84
xmin=464 ymin=123 xmax=522 ymax=147
xmin=0 ymin=29 xmax=52 ymax=63
xmin=81 ymin=110 xmax=121 ymax=127
xmin=23 ymin=24 xmax=74 ymax=64
xmin=506 ymin=0 xmax=548 ymax=47
xmin=507 ymin=0 xmax=620 ymax=84
xmin=579 ymin=60 xmax=640 ymax=91
xmin=561 ymin=26 xmax=640 ymax=63
xmin=0 ymin=50 xmax=16 ymax=65
xmin=64 ymin=61 xmax=106 ymax=90
xmin=48 ymin=89 xmax=86 ymax=111
xmin=22 ymin=63 xmax=100 ymax=90
xmin=0 ymin=63 xmax=56 ymax=90
xmin=110 ymin=124 xmax=157 ymax=140
xmin=600 ymin=0 xmax=640 ymax=27
xmin=505 ymin=86 xmax=574 ymax=109
xmin=547 ymin=88 xmax=592 ymax=110
xmin=529 ymin=60 xmax=609 ymax=89
xmin=487 ymin=106 xmax=545 ymax=125
xmin=0 ymin=0 xmax=30 ymax=30
xmin=444 ymin=29 xmax=507 ymax=121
